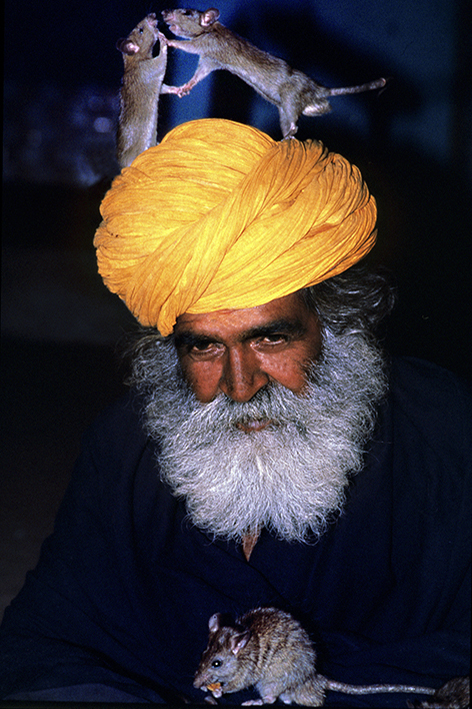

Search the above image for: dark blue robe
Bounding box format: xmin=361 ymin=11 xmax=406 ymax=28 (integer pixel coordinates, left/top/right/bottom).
xmin=1 ymin=358 xmax=470 ymax=706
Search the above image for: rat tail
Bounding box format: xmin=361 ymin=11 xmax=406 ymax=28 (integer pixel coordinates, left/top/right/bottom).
xmin=325 ymin=77 xmax=387 ymax=96
xmin=326 ymin=678 xmax=436 ymax=697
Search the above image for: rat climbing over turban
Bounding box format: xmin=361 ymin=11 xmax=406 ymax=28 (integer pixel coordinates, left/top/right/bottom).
xmin=94 ymin=118 xmax=377 ymax=335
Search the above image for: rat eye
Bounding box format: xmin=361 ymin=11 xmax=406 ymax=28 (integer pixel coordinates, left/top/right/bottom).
xmin=212 ymin=659 xmax=222 ymax=668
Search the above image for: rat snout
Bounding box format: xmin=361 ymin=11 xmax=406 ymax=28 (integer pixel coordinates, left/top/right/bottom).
xmin=194 ymin=671 xmax=218 ymax=689
xmin=194 ymin=667 xmax=209 ymax=687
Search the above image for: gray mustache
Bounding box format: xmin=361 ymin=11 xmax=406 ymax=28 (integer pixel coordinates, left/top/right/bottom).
xmin=190 ymin=381 xmax=311 ymax=430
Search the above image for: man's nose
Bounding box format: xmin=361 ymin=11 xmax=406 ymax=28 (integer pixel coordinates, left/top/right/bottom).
xmin=219 ymin=346 xmax=269 ymax=402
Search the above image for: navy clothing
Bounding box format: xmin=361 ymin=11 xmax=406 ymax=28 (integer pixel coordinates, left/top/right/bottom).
xmin=1 ymin=358 xmax=470 ymax=706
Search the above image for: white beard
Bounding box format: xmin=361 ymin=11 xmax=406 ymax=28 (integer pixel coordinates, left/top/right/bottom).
xmin=134 ymin=327 xmax=387 ymax=543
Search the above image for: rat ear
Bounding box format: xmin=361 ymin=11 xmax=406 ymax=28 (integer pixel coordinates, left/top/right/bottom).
xmin=201 ymin=8 xmax=220 ymax=26
xmin=230 ymin=629 xmax=251 ymax=655
xmin=116 ymin=39 xmax=140 ymax=55
xmin=208 ymin=613 xmax=223 ymax=633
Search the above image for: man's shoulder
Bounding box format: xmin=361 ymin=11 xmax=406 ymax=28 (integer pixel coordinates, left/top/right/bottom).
xmin=387 ymin=356 xmax=471 ymax=453
xmin=58 ymin=389 xmax=162 ymax=518
xmin=79 ymin=389 xmax=153 ymax=471
xmin=89 ymin=388 xmax=146 ymax=437
xmin=389 ymin=356 xmax=471 ymax=406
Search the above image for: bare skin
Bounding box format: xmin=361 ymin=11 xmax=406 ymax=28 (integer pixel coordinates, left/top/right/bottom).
xmin=174 ymin=293 xmax=322 ymax=557
xmin=174 ymin=293 xmax=322 ymax=406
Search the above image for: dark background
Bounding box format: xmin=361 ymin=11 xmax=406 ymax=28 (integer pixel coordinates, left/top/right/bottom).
xmin=2 ymin=0 xmax=471 ymax=617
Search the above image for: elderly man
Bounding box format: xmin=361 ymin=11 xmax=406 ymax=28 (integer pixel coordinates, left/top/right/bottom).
xmin=0 ymin=120 xmax=470 ymax=705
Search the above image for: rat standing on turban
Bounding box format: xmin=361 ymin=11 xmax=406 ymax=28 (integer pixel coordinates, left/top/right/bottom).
xmin=1 ymin=119 xmax=470 ymax=706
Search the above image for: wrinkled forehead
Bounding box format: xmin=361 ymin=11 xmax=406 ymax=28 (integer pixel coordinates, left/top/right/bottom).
xmin=174 ymin=292 xmax=310 ymax=336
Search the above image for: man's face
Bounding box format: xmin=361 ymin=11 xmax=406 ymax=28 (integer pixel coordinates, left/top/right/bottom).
xmin=137 ymin=295 xmax=386 ymax=542
xmin=174 ymin=293 xmax=322 ymax=407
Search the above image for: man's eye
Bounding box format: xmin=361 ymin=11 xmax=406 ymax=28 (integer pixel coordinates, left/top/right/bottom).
xmin=260 ymin=334 xmax=289 ymax=345
xmin=193 ymin=342 xmax=212 ymax=351
xmin=189 ymin=342 xmax=222 ymax=357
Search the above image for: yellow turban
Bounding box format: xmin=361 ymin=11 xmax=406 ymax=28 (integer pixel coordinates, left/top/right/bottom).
xmin=94 ymin=118 xmax=377 ymax=336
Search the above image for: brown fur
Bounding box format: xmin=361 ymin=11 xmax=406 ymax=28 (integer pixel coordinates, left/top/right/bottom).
xmin=116 ymin=14 xmax=172 ymax=168
xmin=162 ymin=7 xmax=387 ymax=138
xmin=194 ymin=607 xmax=451 ymax=706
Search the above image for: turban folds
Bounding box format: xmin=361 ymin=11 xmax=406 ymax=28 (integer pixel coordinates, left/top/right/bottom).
xmin=94 ymin=118 xmax=377 ymax=336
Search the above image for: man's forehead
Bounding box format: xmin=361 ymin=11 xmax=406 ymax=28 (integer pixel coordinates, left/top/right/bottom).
xmin=174 ymin=293 xmax=311 ymax=337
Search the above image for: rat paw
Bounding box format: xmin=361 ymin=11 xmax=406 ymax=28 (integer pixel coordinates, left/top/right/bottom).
xmin=242 ymin=696 xmax=279 ymax=705
xmin=176 ymin=82 xmax=195 ymax=97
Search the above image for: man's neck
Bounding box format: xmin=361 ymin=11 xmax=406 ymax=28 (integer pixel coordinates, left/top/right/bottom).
xmin=242 ymin=529 xmax=260 ymax=561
